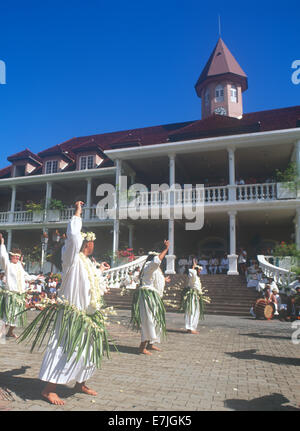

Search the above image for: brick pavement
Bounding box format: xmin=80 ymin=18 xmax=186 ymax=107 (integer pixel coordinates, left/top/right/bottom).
xmin=0 ymin=309 xmax=299 ymax=411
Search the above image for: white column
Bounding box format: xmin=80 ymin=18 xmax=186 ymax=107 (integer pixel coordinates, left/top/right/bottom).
xmin=112 ymin=219 xmax=120 ymax=265
xmin=45 ymin=182 xmax=52 ymax=208
xmin=166 ymin=154 xmax=176 ymax=274
xmin=295 ymin=207 xmax=300 ymax=250
xmin=227 ymin=210 xmax=239 ymax=275
xmin=6 ymin=229 xmax=12 ymax=252
xmin=227 ymin=147 xmax=236 ymax=201
xmin=85 ymin=178 xmax=92 ymax=220
xmin=295 ymin=140 xmax=300 ymax=177
xmin=9 ymin=185 xmax=17 ymax=223
xmin=128 ymin=224 xmax=134 ymax=249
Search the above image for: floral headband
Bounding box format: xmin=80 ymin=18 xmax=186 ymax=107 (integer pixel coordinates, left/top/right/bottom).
xmin=9 ymin=252 xmax=21 ymax=257
xmin=195 ymin=265 xmax=203 ymax=270
xmin=148 ymin=251 xmax=159 ymax=256
xmin=81 ymin=232 xmax=96 ymax=242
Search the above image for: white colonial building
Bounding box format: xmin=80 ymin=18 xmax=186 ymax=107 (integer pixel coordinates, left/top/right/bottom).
xmin=0 ymin=38 xmax=299 ymax=275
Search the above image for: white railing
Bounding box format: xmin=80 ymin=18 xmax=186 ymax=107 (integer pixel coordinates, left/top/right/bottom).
xmin=102 ymin=255 xmax=147 ymax=289
xmin=257 ymin=254 xmax=295 ymax=286
xmin=236 ymin=183 xmax=277 ymax=201
xmin=0 ymin=182 xmax=295 ymax=226
xmin=0 ymin=212 xmax=9 ymax=223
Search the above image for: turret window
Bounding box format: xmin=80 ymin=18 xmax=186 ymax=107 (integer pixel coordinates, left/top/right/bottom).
xmin=215 ymin=85 xmax=224 ymax=102
xmin=231 ymin=85 xmax=238 ymax=103
xmin=204 ymin=89 xmax=210 ymax=106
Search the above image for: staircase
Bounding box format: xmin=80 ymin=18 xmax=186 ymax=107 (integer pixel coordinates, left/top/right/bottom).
xmin=104 ymin=274 xmax=258 ymax=317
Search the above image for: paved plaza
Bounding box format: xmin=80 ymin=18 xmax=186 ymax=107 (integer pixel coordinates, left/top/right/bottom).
xmin=0 ymin=310 xmax=300 ymax=411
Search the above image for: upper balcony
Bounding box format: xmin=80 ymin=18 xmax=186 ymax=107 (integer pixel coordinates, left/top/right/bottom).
xmin=0 ymin=181 xmax=297 ymax=227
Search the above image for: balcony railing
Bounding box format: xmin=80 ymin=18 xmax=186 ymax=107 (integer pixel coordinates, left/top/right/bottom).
xmin=0 ymin=182 xmax=296 ymax=226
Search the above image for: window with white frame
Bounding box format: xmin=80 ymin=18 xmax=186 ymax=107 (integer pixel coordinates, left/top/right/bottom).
xmin=79 ymin=155 xmax=95 ymax=170
xmin=231 ymin=85 xmax=238 ymax=103
xmin=215 ymin=84 xmax=224 ymax=102
xmin=45 ymin=160 xmax=58 ymax=174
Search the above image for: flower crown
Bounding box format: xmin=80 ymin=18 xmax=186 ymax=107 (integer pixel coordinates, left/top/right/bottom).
xmin=81 ymin=232 xmax=96 ymax=242
xmin=9 ymin=252 xmax=21 ymax=257
xmin=148 ymin=251 xmax=159 ymax=256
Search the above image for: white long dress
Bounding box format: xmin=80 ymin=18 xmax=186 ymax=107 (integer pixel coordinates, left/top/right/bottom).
xmin=139 ymin=256 xmax=165 ymax=344
xmin=0 ymin=244 xmax=38 ymax=326
xmin=185 ymin=269 xmax=201 ymax=331
xmin=39 ymin=215 xmax=102 ymax=384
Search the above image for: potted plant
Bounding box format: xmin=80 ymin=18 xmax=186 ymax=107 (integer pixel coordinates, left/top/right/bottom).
xmin=47 ymin=199 xmax=66 ymax=222
xmin=276 ymin=163 xmax=300 ymax=199
xmin=25 ymin=201 xmax=44 ymax=222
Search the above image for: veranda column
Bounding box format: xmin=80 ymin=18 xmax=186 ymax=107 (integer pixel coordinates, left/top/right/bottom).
xmin=6 ymin=229 xmax=12 ymax=252
xmin=112 ymin=159 xmax=122 ymax=265
xmin=227 ymin=210 xmax=239 ymax=275
xmin=85 ymin=178 xmax=92 ymax=220
xmin=295 ymin=140 xmax=300 ymax=177
xmin=227 ymin=147 xmax=236 ymax=202
xmin=45 ymin=182 xmax=52 ymax=222
xmin=165 ymin=154 xmax=176 ymax=274
xmin=9 ymin=185 xmax=17 ymax=223
xmin=295 ymin=207 xmax=300 ymax=250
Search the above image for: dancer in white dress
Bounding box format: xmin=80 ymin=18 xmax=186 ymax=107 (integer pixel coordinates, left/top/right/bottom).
xmin=0 ymin=234 xmax=41 ymax=338
xmin=131 ymin=240 xmax=170 ymax=355
xmin=22 ymin=201 xmax=109 ymax=405
xmin=183 ymin=260 xmax=203 ymax=334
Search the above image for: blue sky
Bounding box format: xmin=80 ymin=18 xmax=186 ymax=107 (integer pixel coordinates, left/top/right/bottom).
xmin=0 ymin=0 xmax=299 ymax=169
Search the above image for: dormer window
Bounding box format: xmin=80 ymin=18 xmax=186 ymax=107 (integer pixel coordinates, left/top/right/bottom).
xmin=215 ymin=84 xmax=224 ymax=102
xmin=80 ymin=155 xmax=95 ymax=170
xmin=45 ymin=160 xmax=58 ymax=174
xmin=231 ymin=85 xmax=238 ymax=103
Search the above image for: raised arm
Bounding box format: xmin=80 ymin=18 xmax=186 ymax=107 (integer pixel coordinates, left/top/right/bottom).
xmin=158 ymin=240 xmax=170 ymax=262
xmin=61 ymin=201 xmax=84 ymax=269
xmin=0 ymin=233 xmax=9 ymax=273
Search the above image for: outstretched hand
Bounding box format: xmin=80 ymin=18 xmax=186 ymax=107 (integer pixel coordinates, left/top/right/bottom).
xmin=164 ymin=240 xmax=170 ymax=249
xmin=0 ymin=233 xmax=4 ymax=245
xmin=74 ymin=201 xmax=84 ymax=217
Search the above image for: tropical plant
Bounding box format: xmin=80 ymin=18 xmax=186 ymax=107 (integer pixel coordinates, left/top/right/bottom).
xmin=25 ymin=201 xmax=44 ymax=213
xmin=275 ymin=162 xmax=299 ymax=192
xmin=48 ymin=199 xmax=66 ymax=210
xmin=273 ymin=241 xmax=300 ymax=258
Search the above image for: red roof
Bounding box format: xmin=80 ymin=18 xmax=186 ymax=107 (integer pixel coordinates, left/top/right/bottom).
xmin=7 ymin=148 xmax=42 ymax=164
xmin=0 ymin=105 xmax=299 ymax=179
xmin=195 ymin=38 xmax=248 ymax=96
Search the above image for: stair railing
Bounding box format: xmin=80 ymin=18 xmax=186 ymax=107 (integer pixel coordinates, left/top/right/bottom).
xmin=102 ymin=255 xmax=148 ymax=289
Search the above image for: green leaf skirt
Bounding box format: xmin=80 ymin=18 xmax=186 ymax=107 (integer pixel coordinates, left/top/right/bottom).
xmin=18 ymin=302 xmax=112 ymax=369
xmin=130 ymin=288 xmax=166 ymax=338
xmin=0 ymin=289 xmax=27 ymax=327
xmin=181 ymin=288 xmax=205 ymax=320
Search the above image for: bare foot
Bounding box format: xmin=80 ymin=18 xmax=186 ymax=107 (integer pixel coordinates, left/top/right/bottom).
xmin=147 ymin=344 xmax=161 ymax=351
xmin=187 ymin=329 xmax=199 ymax=334
xmin=138 ymin=348 xmax=152 ymax=355
xmin=75 ymin=383 xmax=98 ymax=396
xmin=6 ymin=333 xmax=18 ymax=339
xmin=41 ymin=391 xmax=65 ymax=405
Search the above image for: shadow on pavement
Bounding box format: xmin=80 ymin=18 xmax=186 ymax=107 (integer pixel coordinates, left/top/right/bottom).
xmin=239 ymin=332 xmax=291 ymax=341
xmin=167 ymin=328 xmax=188 ymax=334
xmin=108 ymin=343 xmax=140 ymax=355
xmin=224 ymin=393 xmax=300 ymax=411
xmin=0 ymin=366 xmax=78 ymax=402
xmin=225 ymin=349 xmax=300 ymax=366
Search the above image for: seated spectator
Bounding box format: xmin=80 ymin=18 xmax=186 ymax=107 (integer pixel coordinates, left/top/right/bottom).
xmin=219 ymin=254 xmax=229 ymax=274
xmin=178 ymin=257 xmax=188 ymax=274
xmin=198 ymin=256 xmax=208 ymax=275
xmin=209 ymin=255 xmax=219 ymax=275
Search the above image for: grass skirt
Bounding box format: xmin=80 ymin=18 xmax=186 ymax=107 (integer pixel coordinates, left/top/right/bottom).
xmin=130 ymin=288 xmax=166 ymax=339
xmin=0 ymin=289 xmax=27 ymax=327
xmin=18 ymin=301 xmax=111 ymax=369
